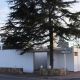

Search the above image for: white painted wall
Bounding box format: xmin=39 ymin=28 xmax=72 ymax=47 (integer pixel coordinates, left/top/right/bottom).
xmin=47 ymin=48 xmax=80 ymax=72
xmin=1 ymin=48 xmax=80 ymax=72
xmin=0 ymin=50 xmax=34 ymax=73
xmin=73 ymin=48 xmax=80 ymax=72
xmin=66 ymin=53 xmax=74 ymax=71
xmin=51 ymin=50 xmax=74 ymax=71
xmin=54 ymin=52 xmax=74 ymax=71
xmin=77 ymin=49 xmax=80 ymax=71
xmin=54 ymin=48 xmax=80 ymax=72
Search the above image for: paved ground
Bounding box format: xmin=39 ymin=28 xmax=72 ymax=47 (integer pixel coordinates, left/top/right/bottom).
xmin=1 ymin=75 xmax=80 ymax=80
xmin=1 ymin=72 xmax=80 ymax=80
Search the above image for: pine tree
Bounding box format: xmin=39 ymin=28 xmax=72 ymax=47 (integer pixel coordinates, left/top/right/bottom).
xmin=4 ymin=0 xmax=80 ymax=68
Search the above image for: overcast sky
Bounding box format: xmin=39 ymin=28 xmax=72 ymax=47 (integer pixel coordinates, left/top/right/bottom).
xmin=0 ymin=0 xmax=10 ymax=27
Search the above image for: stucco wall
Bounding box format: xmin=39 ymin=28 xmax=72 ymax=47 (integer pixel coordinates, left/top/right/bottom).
xmin=0 ymin=50 xmax=34 ymax=73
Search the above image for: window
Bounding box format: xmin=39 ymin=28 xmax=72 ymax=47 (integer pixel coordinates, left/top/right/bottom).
xmin=74 ymin=52 xmax=78 ymax=56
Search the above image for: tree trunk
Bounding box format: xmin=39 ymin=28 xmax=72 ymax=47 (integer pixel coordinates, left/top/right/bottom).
xmin=48 ymin=3 xmax=54 ymax=68
xmin=49 ymin=29 xmax=53 ymax=68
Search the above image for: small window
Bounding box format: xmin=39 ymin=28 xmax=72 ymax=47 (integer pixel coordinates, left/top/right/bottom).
xmin=74 ymin=52 xmax=78 ymax=56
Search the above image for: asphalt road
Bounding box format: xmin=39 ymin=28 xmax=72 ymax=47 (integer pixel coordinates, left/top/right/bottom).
xmin=0 ymin=75 xmax=80 ymax=80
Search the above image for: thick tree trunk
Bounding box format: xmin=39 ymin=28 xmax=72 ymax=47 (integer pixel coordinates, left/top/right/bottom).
xmin=49 ymin=29 xmax=53 ymax=68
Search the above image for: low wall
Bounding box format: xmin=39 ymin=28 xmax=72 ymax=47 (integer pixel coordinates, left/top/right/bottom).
xmin=0 ymin=50 xmax=34 ymax=73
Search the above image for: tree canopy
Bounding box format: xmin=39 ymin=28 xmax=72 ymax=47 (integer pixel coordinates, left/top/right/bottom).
xmin=3 ymin=0 xmax=80 ymax=68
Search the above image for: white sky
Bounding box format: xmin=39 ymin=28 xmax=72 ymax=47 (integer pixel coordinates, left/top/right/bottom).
xmin=64 ymin=0 xmax=80 ymax=46
xmin=0 ymin=0 xmax=80 ymax=26
xmin=66 ymin=0 xmax=80 ymax=12
xmin=0 ymin=0 xmax=80 ymax=46
xmin=0 ymin=0 xmax=10 ymax=27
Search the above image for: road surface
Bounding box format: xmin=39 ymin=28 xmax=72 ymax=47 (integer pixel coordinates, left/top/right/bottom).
xmin=0 ymin=74 xmax=80 ymax=80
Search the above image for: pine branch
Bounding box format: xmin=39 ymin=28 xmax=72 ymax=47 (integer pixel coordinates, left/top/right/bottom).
xmin=61 ymin=0 xmax=77 ymax=4
xmin=32 ymin=39 xmax=49 ymax=46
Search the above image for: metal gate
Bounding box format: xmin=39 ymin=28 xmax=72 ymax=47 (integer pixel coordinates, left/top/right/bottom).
xmin=34 ymin=52 xmax=47 ymax=70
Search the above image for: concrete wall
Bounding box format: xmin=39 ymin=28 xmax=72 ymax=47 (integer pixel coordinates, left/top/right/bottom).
xmin=0 ymin=50 xmax=34 ymax=73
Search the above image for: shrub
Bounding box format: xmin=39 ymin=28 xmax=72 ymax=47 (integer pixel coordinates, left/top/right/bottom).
xmin=37 ymin=68 xmax=67 ymax=76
